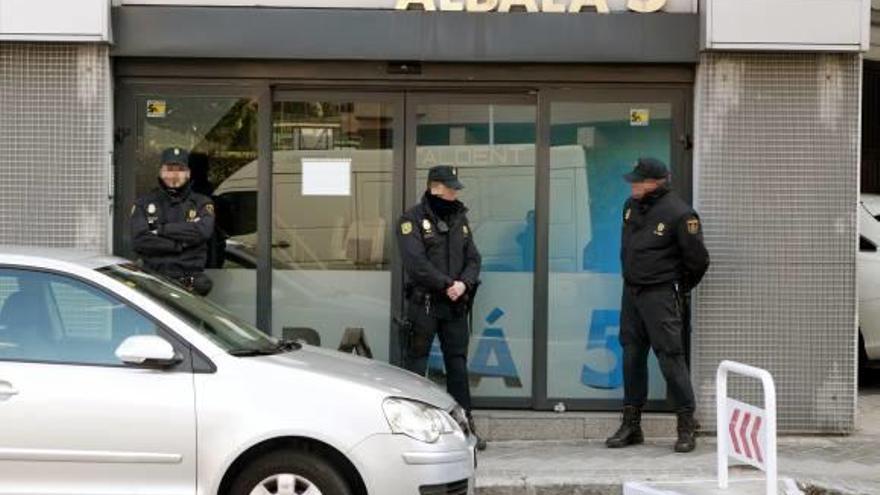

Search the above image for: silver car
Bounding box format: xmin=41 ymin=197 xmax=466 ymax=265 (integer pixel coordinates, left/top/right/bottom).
xmin=0 ymin=248 xmax=475 ymax=495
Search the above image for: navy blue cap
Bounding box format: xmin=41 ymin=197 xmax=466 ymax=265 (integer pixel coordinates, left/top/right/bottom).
xmin=160 ymin=147 xmax=190 ymax=167
xmin=428 ymin=165 xmax=464 ymax=190
xmin=624 ymin=157 xmax=669 ymax=183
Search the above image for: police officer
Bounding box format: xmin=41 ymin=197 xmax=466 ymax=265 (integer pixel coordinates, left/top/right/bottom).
xmin=397 ymin=165 xmax=485 ymax=450
xmin=606 ymin=157 xmax=710 ymax=453
xmin=130 ymin=147 xmax=215 ymax=295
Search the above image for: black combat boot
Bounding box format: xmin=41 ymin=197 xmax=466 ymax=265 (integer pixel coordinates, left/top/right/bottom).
xmin=674 ymin=412 xmax=697 ymax=453
xmin=467 ymin=412 xmax=487 ymax=451
xmin=605 ymin=405 xmax=644 ymax=448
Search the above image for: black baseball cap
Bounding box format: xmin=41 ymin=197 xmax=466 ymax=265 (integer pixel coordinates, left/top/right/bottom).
xmin=160 ymin=147 xmax=190 ymax=167
xmin=624 ymin=157 xmax=669 ymax=183
xmin=428 ymin=165 xmax=464 ymax=190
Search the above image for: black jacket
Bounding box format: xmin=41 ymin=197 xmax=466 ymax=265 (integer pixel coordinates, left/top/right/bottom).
xmin=130 ymin=182 xmax=215 ymax=278
xmin=621 ymin=187 xmax=710 ymax=291
xmin=397 ymin=193 xmax=482 ymax=309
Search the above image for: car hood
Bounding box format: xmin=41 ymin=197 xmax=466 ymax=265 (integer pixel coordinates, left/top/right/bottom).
xmin=252 ymin=345 xmax=456 ymax=410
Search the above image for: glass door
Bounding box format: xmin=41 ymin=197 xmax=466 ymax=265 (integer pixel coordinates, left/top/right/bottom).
xmin=269 ymin=92 xmax=404 ymax=362
xmin=115 ymin=86 xmax=261 ymax=326
xmin=542 ymin=89 xmax=691 ymax=410
xmin=406 ymin=93 xmax=538 ymax=406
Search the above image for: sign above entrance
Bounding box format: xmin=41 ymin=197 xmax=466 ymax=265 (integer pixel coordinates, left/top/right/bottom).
xmin=119 ymin=0 xmax=698 ymax=13
xmin=396 ymin=0 xmax=666 ymax=12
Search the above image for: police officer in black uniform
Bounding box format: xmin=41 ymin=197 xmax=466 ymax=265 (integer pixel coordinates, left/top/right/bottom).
xmin=397 ymin=165 xmax=485 ymax=450
xmin=606 ymin=158 xmax=710 ymax=453
xmin=130 ymin=147 xmax=215 ymax=296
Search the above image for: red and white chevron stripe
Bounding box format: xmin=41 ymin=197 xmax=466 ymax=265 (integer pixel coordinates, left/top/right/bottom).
xmin=727 ymin=398 xmax=766 ymax=469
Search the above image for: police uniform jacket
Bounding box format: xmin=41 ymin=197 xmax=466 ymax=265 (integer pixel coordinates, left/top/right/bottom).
xmin=621 ymin=187 xmax=709 ymax=292
xmin=130 ymin=181 xmax=215 ymax=278
xmin=397 ymin=193 xmax=481 ymax=310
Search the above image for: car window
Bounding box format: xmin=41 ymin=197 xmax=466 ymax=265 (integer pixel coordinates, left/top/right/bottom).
xmin=0 ymin=268 xmax=158 ymax=366
xmin=98 ymin=263 xmax=280 ymax=355
xmin=860 ymin=235 xmax=877 ymax=253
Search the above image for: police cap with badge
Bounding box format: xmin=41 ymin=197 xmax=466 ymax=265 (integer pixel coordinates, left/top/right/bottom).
xmin=160 ymin=147 xmax=190 ymax=167
xmin=428 ymin=165 xmax=464 ymax=190
xmin=623 ymin=157 xmax=669 ymax=183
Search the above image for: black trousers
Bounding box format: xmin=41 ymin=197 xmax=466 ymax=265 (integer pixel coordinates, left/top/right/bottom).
xmin=405 ymin=301 xmax=472 ymax=411
xmin=620 ymin=283 xmax=695 ymax=414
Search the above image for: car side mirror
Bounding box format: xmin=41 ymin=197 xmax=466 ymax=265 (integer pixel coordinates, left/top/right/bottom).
xmin=115 ymin=335 xmax=182 ymax=369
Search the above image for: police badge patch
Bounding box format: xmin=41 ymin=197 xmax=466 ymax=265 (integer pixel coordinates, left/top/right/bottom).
xmin=401 ymin=221 xmax=413 ymax=235
xmin=654 ymin=222 xmax=666 ymax=236
xmin=687 ymin=218 xmax=700 ymax=235
xmin=205 ymin=204 xmax=215 ymax=216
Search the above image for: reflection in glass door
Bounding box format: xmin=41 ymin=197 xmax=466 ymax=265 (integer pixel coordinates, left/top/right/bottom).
xmin=410 ymin=97 xmax=536 ymax=402
xmin=546 ymin=99 xmax=682 ymax=407
xmin=131 ymin=94 xmax=259 ymax=325
xmin=269 ymin=96 xmax=399 ymax=361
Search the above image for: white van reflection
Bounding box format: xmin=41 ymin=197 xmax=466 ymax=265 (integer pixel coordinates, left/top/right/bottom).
xmin=206 ymin=146 xmax=619 ymax=397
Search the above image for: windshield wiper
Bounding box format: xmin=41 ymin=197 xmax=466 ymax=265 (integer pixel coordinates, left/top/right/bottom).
xmin=274 ymin=339 xmax=302 ymax=352
xmin=228 ymin=339 xmax=302 ymax=357
xmin=228 ymin=348 xmax=281 ymax=357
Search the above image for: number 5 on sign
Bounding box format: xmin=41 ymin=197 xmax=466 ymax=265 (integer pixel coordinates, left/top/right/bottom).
xmin=581 ymin=310 xmax=623 ymax=390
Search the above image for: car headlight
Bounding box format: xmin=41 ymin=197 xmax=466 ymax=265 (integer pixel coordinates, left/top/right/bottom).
xmin=382 ymin=398 xmax=460 ymax=443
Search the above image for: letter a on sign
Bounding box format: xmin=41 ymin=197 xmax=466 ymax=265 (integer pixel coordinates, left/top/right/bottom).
xmin=498 ymin=0 xmax=539 ymax=12
xmin=568 ymin=0 xmax=610 ymax=13
xmin=395 ymin=0 xmax=437 ymax=10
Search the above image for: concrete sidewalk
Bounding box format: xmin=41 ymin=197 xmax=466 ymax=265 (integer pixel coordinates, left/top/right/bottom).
xmin=474 ymin=390 xmax=880 ymax=495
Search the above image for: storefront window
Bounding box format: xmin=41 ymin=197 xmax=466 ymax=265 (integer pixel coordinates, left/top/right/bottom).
xmin=547 ymin=102 xmax=672 ymax=401
xmin=270 ymin=100 xmax=395 ymax=360
xmin=136 ymin=95 xmax=258 ymax=324
xmin=415 ymin=102 xmax=536 ymax=399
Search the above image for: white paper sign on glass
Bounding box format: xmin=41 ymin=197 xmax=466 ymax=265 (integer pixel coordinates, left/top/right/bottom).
xmin=302 ymin=158 xmax=352 ymax=196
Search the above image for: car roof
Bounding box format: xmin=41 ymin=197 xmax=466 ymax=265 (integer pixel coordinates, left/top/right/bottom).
xmin=0 ymin=246 xmax=126 ymax=270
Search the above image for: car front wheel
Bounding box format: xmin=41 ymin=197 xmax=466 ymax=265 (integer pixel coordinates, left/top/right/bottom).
xmin=229 ymin=450 xmax=353 ymax=495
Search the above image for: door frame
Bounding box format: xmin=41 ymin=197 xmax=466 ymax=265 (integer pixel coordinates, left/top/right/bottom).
xmin=534 ymin=86 xmax=693 ymax=412
xmin=270 ymin=90 xmax=406 ymax=362
xmin=405 ymin=91 xmax=539 ymax=409
xmin=113 ymin=75 xmax=693 ymax=412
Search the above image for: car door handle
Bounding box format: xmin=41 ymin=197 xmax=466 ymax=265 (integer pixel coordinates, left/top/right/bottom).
xmin=0 ymin=381 xmax=19 ymax=398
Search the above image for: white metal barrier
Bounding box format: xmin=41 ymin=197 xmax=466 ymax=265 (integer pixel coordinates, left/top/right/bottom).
xmin=716 ymin=360 xmax=778 ymax=495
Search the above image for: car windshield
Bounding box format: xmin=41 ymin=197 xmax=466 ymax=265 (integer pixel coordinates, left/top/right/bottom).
xmin=98 ymin=263 xmax=285 ymax=356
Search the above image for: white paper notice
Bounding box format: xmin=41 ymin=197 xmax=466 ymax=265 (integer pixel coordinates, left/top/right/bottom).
xmin=302 ymin=158 xmax=351 ymax=196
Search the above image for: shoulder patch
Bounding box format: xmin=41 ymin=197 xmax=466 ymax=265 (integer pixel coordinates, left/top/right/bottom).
xmin=204 ymin=203 xmax=215 ymax=216
xmin=624 ymin=208 xmax=631 ymax=222
xmin=687 ymin=217 xmax=701 ymax=235
xmin=422 ymin=219 xmax=432 ymax=232
xmin=130 ymin=204 xmax=137 ymax=217
xmin=463 ymin=224 xmax=469 ymax=235
xmin=401 ymin=221 xmax=413 ymax=235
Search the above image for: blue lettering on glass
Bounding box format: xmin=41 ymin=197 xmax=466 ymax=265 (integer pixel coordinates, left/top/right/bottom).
xmin=469 ymin=308 xmax=522 ymax=388
xmin=581 ymin=309 xmax=623 ymax=390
